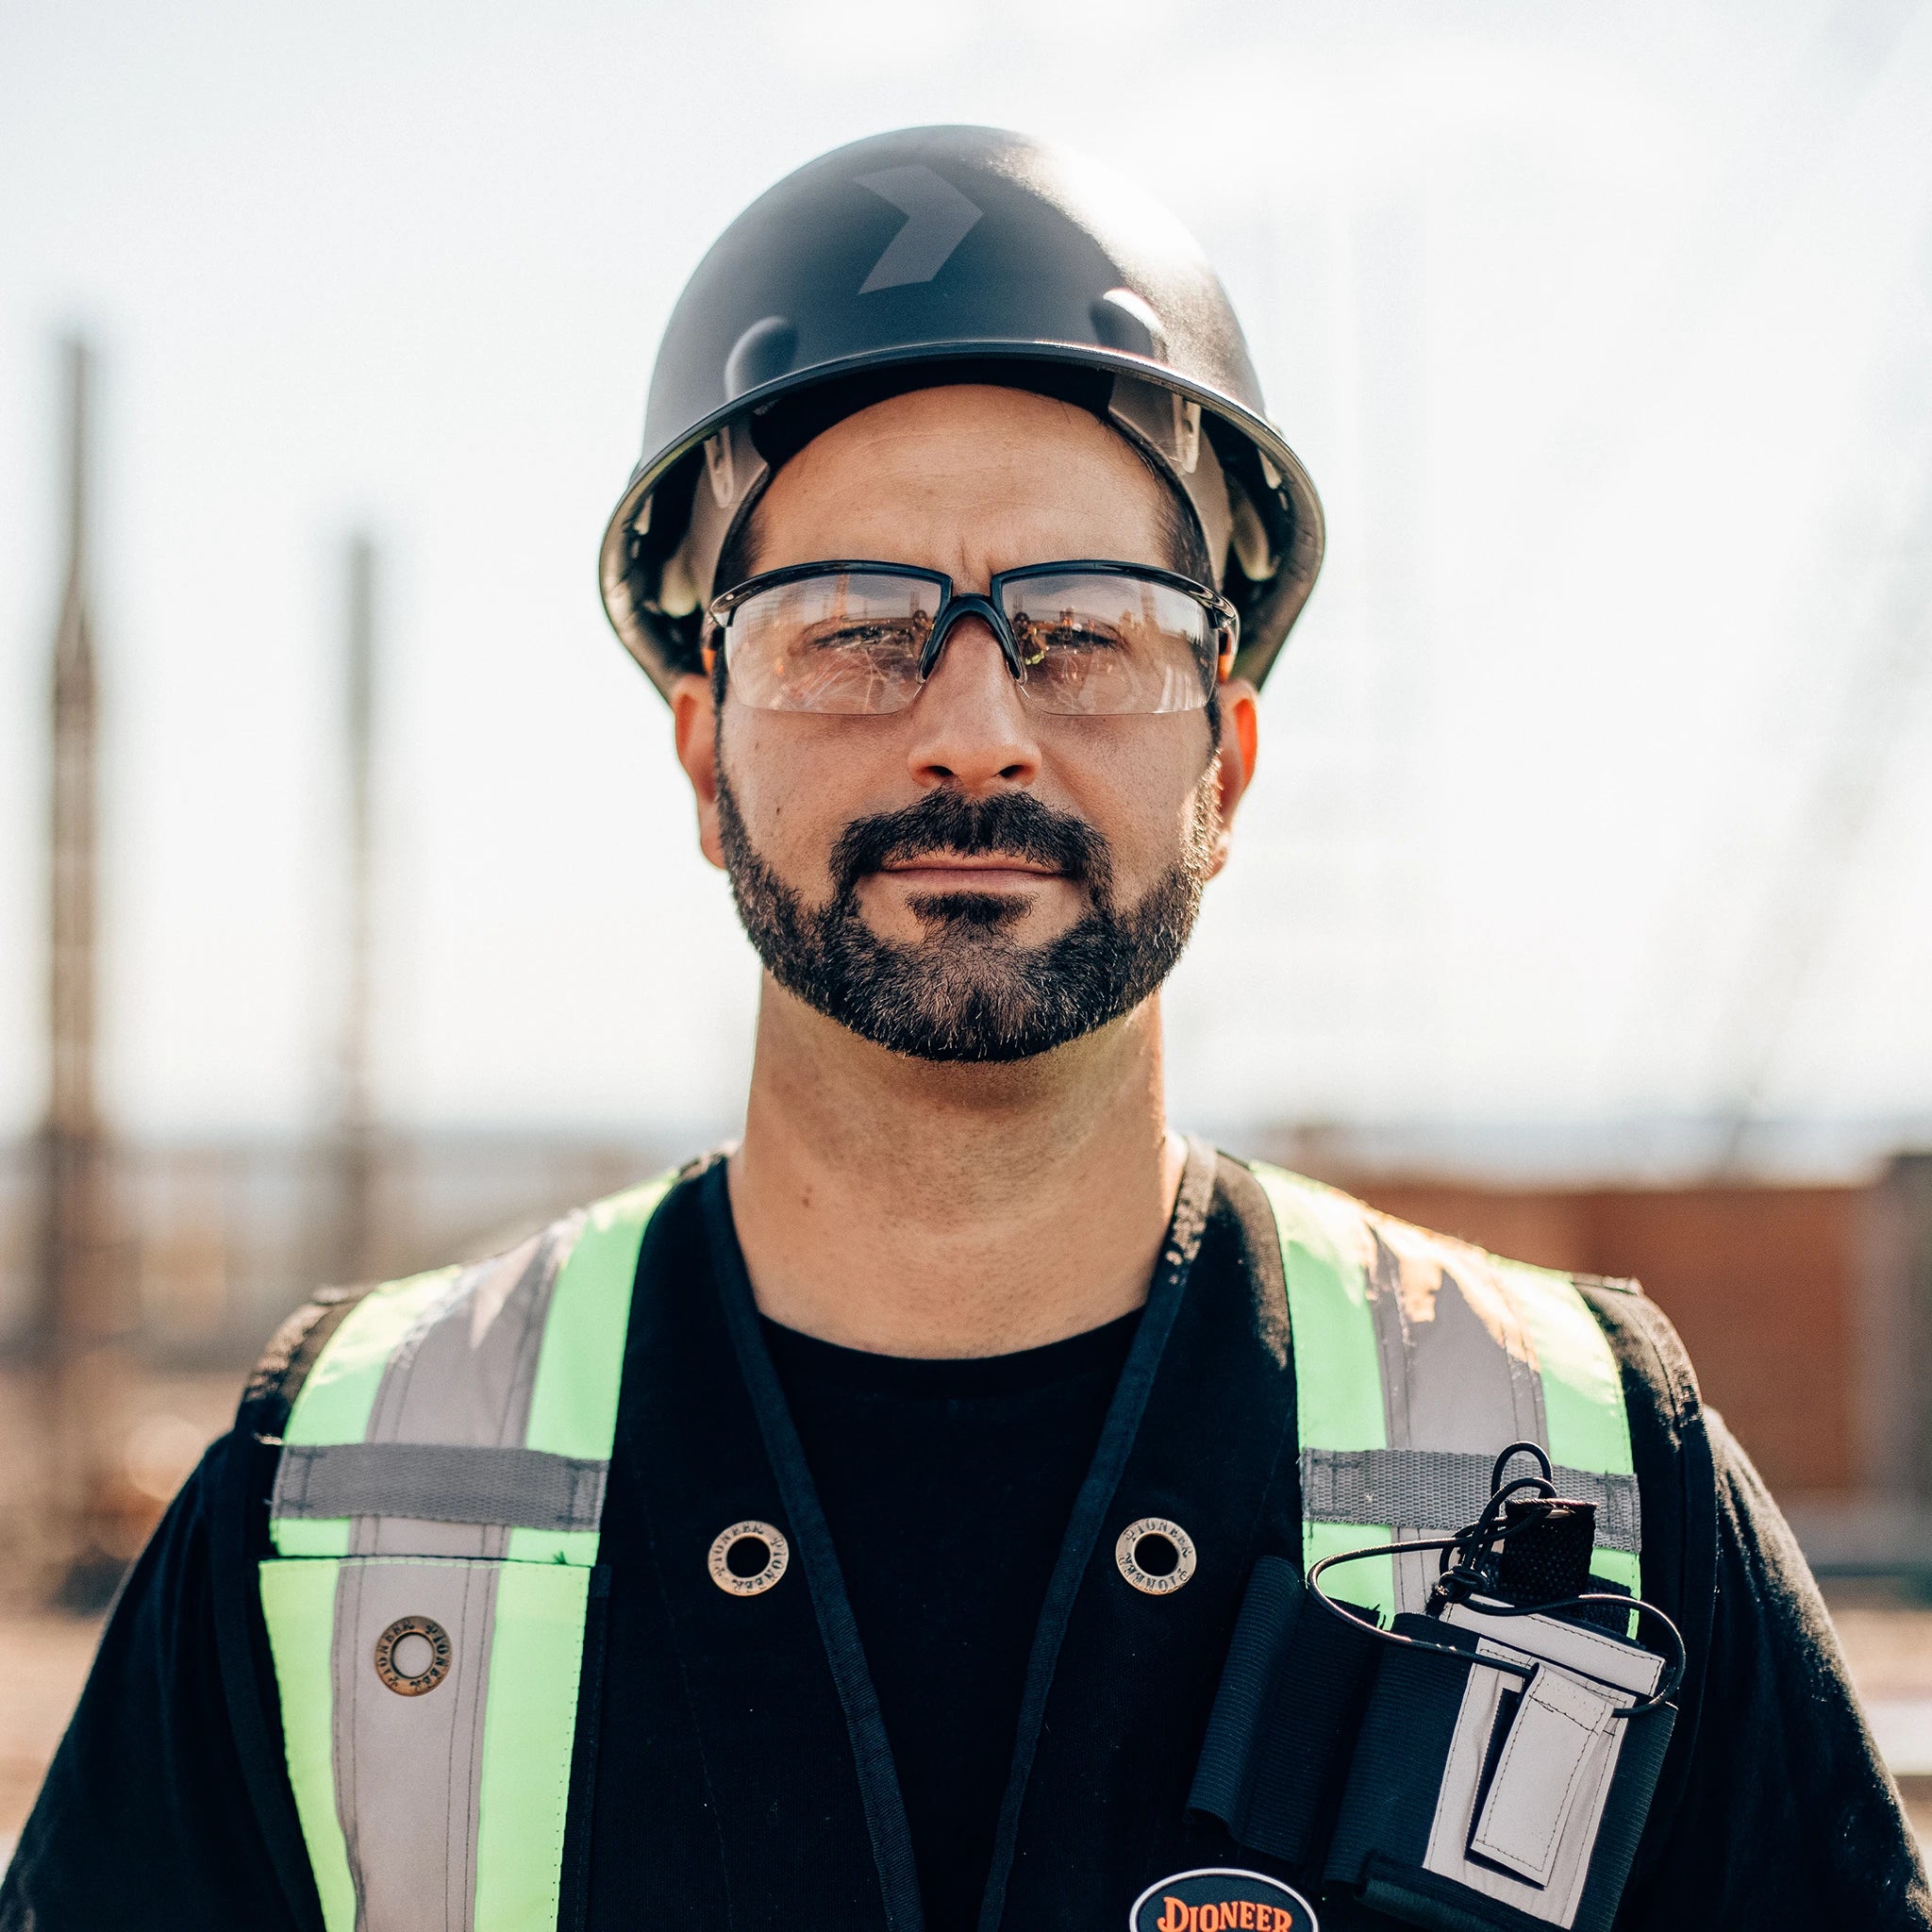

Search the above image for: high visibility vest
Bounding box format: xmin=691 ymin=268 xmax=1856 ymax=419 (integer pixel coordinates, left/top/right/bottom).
xmin=257 ymin=1161 xmax=1641 ymax=1932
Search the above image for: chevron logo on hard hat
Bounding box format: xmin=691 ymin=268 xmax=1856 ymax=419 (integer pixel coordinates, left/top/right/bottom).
xmin=855 ymin=165 xmax=984 ymax=293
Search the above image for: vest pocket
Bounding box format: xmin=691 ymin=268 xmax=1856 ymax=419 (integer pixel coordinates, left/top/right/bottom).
xmin=260 ymin=1554 xmax=603 ymax=1932
xmin=1322 ymin=1611 xmax=1674 ymax=1932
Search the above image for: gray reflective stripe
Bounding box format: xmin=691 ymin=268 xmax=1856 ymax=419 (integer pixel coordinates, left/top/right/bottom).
xmin=1299 ymin=1446 xmax=1642 ymax=1555
xmin=1364 ymin=1225 xmax=1556 ymax=1613
xmin=329 ymin=1224 xmax=583 ymax=1922
xmin=370 ymin=1225 xmax=565 ymax=1449
xmin=357 ymin=1222 xmax=577 ymax=1561
xmin=332 ymin=1557 xmax=498 ymax=1932
xmin=1367 ymin=1229 xmax=1548 ymax=1452
xmin=274 ymin=1442 xmax=608 ymax=1532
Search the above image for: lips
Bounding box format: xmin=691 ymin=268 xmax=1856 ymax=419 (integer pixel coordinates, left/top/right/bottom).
xmin=829 ymin=791 xmax=1108 ymax=903
xmin=877 ymin=853 xmax=1063 ymax=881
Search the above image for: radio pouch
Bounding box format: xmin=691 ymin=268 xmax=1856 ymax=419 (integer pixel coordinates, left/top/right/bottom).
xmin=1322 ymin=1602 xmax=1675 ymax=1932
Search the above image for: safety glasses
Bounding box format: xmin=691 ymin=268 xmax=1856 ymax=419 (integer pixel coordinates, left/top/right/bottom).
xmin=707 ymin=559 xmax=1239 ymax=716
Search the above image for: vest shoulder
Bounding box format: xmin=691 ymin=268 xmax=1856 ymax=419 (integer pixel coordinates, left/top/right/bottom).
xmin=1237 ymin=1155 xmax=1646 ymax=1297
xmin=238 ymin=1280 xmax=376 ymax=1434
xmin=236 ymin=1159 xmax=709 ymax=1433
xmin=1233 ymin=1154 xmax=1699 ymax=1421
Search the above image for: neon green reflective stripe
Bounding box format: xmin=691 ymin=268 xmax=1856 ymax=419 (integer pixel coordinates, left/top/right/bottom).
xmin=1252 ymin=1167 xmax=1381 ymax=1448
xmin=259 ymin=1559 xmax=357 ymax=1932
xmin=1587 ymin=1545 xmax=1641 ymax=1594
xmin=505 ymin=1525 xmax=602 ymax=1566
xmin=522 ymin=1174 xmax=673 ymax=1462
xmin=273 ymin=1518 xmax=353 ymax=1557
xmin=1499 ymin=1259 xmax=1632 ymax=1474
xmin=1251 ymin=1163 xmax=1396 ymax=1618
xmin=474 ymin=1563 xmax=592 ymax=1932
xmin=1498 ymin=1256 xmax=1641 ymax=1593
xmin=1301 ymin=1519 xmax=1395 ymax=1620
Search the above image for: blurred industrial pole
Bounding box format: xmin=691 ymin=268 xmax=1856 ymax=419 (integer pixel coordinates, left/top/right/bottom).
xmin=329 ymin=532 xmax=379 ymax=1285
xmin=33 ymin=335 xmax=126 ymax=1601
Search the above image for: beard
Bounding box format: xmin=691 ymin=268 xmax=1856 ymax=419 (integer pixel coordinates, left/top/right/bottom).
xmin=714 ymin=766 xmax=1219 ymax=1063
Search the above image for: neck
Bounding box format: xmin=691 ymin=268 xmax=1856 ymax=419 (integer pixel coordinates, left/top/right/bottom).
xmin=727 ymin=977 xmax=1186 ymax=1357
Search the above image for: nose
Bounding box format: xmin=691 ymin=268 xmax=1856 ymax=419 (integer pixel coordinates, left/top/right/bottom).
xmin=904 ymin=615 xmax=1041 ymax=795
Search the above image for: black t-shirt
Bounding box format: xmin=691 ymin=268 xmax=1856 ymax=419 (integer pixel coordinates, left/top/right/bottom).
xmin=5 ymin=1157 xmax=1928 ymax=1930
xmin=761 ymin=1310 xmax=1140 ymax=1932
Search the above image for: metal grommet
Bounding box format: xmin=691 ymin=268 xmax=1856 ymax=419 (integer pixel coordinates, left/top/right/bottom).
xmin=708 ymin=1519 xmax=790 ymax=1596
xmin=1115 ymin=1517 xmax=1196 ymax=1595
xmin=373 ymin=1614 xmax=453 ymax=1696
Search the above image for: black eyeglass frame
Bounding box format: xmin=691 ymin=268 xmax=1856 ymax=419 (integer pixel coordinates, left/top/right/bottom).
xmin=706 ymin=558 xmax=1241 ymax=700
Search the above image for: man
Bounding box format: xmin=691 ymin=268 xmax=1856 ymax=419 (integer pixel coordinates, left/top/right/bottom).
xmin=5 ymin=125 xmax=1925 ymax=1932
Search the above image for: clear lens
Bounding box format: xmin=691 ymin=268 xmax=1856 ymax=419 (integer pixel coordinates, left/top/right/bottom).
xmin=721 ymin=566 xmax=1219 ymax=716
xmin=723 ymin=573 xmax=939 ymax=714
xmin=998 ymin=572 xmax=1216 ymax=715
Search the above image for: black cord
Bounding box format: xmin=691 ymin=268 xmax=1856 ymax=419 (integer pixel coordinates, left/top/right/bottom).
xmin=1491 ymin=1441 xmax=1554 ymax=1488
xmin=1304 ymin=1537 xmax=1538 ymax=1690
xmin=1302 ymin=1437 xmax=1688 ymax=1717
xmin=1306 ymin=1541 xmax=1685 ymax=1714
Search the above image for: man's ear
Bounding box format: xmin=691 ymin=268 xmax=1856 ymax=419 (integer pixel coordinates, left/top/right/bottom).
xmin=1207 ymin=676 xmax=1259 ymax=877
xmin=670 ymin=673 xmax=726 ymax=871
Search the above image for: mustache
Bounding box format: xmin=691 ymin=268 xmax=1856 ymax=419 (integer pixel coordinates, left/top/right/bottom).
xmin=827 ymin=790 xmax=1112 ymax=901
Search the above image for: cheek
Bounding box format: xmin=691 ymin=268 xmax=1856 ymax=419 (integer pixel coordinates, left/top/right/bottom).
xmin=1055 ymin=725 xmax=1214 ymax=883
xmin=723 ymin=711 xmax=896 ymax=884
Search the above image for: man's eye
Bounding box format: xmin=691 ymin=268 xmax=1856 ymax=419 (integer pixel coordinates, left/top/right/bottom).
xmin=804 ymin=621 xmax=922 ymax=654
xmin=1014 ymin=618 xmax=1126 ymax=662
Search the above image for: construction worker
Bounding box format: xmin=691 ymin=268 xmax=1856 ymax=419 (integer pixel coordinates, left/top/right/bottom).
xmin=4 ymin=126 xmax=1926 ymax=1932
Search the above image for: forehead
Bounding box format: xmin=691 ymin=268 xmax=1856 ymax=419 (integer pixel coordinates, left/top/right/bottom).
xmin=750 ymin=383 xmax=1173 ymax=576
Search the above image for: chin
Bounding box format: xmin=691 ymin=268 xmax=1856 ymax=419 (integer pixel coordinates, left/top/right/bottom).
xmin=900 ymin=888 xmax=1040 ymax=938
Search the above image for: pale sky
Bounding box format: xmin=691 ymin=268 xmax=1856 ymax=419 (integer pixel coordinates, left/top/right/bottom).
xmin=3 ymin=0 xmax=1930 ymax=1163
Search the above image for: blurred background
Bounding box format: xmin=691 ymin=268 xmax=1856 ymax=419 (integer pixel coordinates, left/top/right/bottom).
xmin=5 ymin=0 xmax=1932 ymax=1856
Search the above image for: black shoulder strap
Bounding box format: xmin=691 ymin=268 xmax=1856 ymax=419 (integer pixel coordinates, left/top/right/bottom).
xmin=203 ymin=1423 xmax=329 ymax=1932
xmin=1575 ymin=1281 xmax=1716 ymax=1888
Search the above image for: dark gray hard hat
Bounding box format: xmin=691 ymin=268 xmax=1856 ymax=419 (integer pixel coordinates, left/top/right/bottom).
xmin=599 ymin=125 xmax=1324 ymax=698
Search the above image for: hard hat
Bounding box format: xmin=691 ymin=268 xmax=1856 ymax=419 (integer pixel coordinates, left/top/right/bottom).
xmin=598 ymin=125 xmax=1324 ymax=698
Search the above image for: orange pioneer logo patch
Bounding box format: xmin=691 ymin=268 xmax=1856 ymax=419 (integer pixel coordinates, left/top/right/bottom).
xmin=1129 ymin=1868 xmax=1317 ymax=1932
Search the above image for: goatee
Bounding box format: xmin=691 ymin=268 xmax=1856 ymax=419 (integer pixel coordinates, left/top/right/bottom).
xmin=714 ymin=771 xmax=1217 ymax=1063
